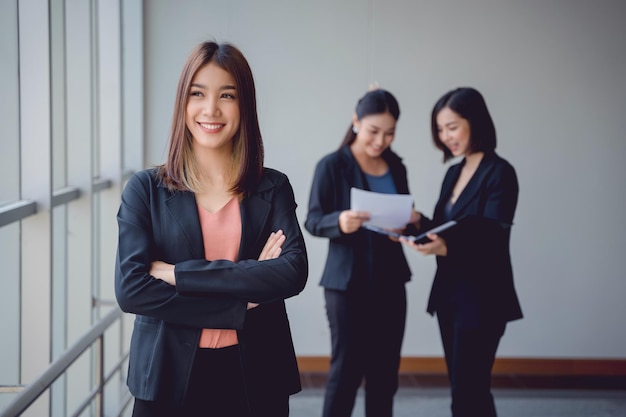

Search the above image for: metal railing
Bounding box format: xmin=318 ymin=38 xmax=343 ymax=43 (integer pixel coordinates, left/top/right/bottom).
xmin=0 ymin=307 xmax=131 ymax=417
xmin=0 ymin=177 xmax=114 ymax=228
xmin=0 ymin=200 xmax=37 ymax=228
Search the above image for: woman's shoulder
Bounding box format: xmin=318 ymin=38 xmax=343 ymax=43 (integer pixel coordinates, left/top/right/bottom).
xmin=450 ymin=152 xmax=515 ymax=173
xmin=123 ymin=167 xmax=174 ymax=197
xmin=488 ymin=152 xmax=516 ymax=174
xmin=483 ymin=152 xmax=518 ymax=189
xmin=261 ymin=167 xmax=288 ymax=183
xmin=317 ymin=148 xmax=343 ymax=164
xmin=253 ymin=168 xmax=294 ymax=199
xmin=126 ymin=167 xmax=160 ymax=187
xmin=314 ymin=147 xmax=354 ymax=171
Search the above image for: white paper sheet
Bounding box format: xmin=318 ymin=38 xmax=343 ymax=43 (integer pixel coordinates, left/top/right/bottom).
xmin=350 ymin=187 xmax=413 ymax=229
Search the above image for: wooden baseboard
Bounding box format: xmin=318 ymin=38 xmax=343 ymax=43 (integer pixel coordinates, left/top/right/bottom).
xmin=296 ymin=356 xmax=626 ymax=376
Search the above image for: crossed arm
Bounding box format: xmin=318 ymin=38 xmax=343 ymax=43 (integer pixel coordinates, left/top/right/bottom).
xmin=150 ymin=230 xmax=287 ymax=309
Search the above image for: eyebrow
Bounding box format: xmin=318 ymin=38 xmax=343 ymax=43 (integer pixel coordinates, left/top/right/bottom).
xmin=367 ymin=124 xmax=395 ymax=131
xmin=190 ymin=83 xmax=237 ymax=91
xmin=440 ymin=121 xmax=458 ymax=127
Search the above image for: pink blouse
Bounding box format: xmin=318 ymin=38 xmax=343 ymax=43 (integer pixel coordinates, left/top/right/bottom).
xmin=196 ymin=196 xmax=242 ymax=348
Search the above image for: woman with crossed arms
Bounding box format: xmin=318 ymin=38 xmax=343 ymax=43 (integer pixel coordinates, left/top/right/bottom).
xmin=115 ymin=41 xmax=308 ymax=417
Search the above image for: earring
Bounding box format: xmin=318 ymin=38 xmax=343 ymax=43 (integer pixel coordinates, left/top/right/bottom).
xmin=352 ymin=126 xmax=358 ymax=134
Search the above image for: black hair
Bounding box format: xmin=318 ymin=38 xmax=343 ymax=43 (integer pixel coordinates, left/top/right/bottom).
xmin=340 ymin=89 xmax=400 ymax=148
xmin=431 ymin=87 xmax=496 ymax=162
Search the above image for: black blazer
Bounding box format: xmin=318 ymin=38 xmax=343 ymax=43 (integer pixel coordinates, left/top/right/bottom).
xmin=115 ymin=167 xmax=308 ymax=408
xmin=305 ymin=146 xmax=412 ymax=290
xmin=425 ymin=151 xmax=523 ymax=324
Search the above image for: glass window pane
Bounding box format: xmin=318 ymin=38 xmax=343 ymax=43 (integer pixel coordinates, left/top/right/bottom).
xmin=0 ymin=0 xmax=20 ymax=203
xmin=51 ymin=0 xmax=67 ymax=190
xmin=0 ymin=224 xmax=21 ymax=407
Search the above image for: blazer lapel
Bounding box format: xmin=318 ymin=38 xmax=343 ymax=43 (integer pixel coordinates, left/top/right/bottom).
xmin=450 ymin=152 xmax=497 ymax=218
xmin=164 ymin=191 xmax=205 ymax=259
xmin=339 ymin=146 xmax=367 ymax=190
xmin=162 ymin=176 xmax=274 ymax=261
xmin=435 ymin=161 xmax=462 ymax=217
xmin=239 ymin=177 xmax=272 ymax=260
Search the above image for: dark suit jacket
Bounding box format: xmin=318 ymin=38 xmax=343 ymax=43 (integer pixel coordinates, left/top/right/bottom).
xmin=305 ymin=146 xmax=412 ymax=290
xmin=425 ymin=151 xmax=523 ymax=324
xmin=115 ymin=167 xmax=308 ymax=408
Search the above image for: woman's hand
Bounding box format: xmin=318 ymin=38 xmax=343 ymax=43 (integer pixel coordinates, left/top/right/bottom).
xmin=258 ymin=229 xmax=285 ymax=261
xmin=409 ymin=209 xmax=422 ymax=227
xmin=401 ymin=233 xmax=448 ymax=256
xmin=339 ymin=210 xmax=370 ymax=234
xmin=150 ymin=260 xmax=176 ymax=285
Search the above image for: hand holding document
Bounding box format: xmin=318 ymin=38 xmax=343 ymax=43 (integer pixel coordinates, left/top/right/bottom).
xmin=362 ymin=217 xmax=458 ymax=244
xmin=350 ymin=187 xmax=413 ymax=229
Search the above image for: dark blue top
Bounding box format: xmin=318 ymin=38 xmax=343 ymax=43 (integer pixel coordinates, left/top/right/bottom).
xmin=365 ymin=170 xmax=397 ymax=194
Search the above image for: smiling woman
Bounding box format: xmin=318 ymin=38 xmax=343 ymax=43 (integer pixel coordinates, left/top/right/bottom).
xmin=185 ymin=63 xmax=240 ymax=155
xmin=403 ymin=87 xmax=522 ymax=417
xmin=114 ymin=41 xmax=308 ymax=417
xmin=305 ymin=88 xmax=419 ymax=417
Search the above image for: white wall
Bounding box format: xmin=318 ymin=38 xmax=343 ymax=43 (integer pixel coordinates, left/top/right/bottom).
xmin=143 ymin=0 xmax=626 ymax=359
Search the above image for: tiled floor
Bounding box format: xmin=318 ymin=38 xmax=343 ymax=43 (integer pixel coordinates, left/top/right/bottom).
xmin=300 ymin=372 xmax=626 ymax=390
xmin=292 ymin=373 xmax=626 ymax=417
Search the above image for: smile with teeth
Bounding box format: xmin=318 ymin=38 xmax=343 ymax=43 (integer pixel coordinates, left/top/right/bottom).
xmin=199 ymin=122 xmax=224 ymax=131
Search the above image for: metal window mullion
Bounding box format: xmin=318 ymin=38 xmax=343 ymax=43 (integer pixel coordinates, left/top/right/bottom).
xmin=18 ymin=2 xmax=53 ymax=417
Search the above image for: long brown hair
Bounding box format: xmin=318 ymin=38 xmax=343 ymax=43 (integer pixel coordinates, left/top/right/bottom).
xmin=157 ymin=41 xmax=264 ymax=194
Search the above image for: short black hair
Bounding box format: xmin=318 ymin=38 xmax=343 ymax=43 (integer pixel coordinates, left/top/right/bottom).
xmin=431 ymin=87 xmax=496 ymax=161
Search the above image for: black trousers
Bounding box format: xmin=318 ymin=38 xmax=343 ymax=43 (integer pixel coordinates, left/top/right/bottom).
xmin=437 ymin=304 xmax=506 ymax=417
xmin=322 ymin=283 xmax=407 ymax=417
xmin=131 ymin=345 xmax=289 ymax=417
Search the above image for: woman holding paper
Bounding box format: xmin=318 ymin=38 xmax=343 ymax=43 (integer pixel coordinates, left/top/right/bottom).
xmin=305 ymin=88 xmax=416 ymax=417
xmin=403 ymin=87 xmax=522 ymax=417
